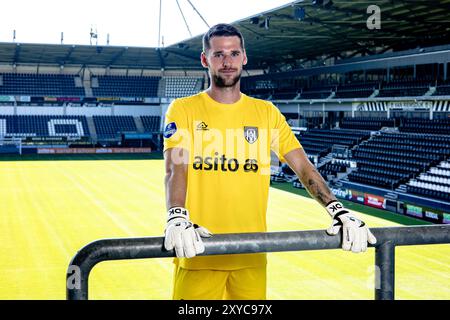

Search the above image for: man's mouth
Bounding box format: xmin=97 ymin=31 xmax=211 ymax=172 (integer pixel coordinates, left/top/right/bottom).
xmin=219 ymin=69 xmax=237 ymax=74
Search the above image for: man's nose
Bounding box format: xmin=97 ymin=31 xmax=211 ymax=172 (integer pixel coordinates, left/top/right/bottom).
xmin=222 ymin=54 xmax=232 ymax=67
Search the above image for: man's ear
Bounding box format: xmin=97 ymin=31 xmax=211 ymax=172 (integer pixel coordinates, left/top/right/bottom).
xmin=243 ymin=49 xmax=248 ymax=66
xmin=200 ymin=52 xmax=209 ymax=68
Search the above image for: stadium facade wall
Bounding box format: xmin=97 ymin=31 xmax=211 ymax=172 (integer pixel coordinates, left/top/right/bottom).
xmin=0 ymin=105 xmax=161 ymax=117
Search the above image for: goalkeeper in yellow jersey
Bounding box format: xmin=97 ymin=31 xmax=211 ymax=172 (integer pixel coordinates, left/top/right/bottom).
xmin=162 ymin=23 xmax=376 ymax=300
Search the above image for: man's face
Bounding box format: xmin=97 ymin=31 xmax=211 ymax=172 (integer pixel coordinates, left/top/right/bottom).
xmin=201 ymin=36 xmax=247 ymax=88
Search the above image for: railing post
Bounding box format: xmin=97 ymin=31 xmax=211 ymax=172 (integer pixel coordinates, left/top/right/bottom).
xmin=375 ymin=241 xmax=395 ymax=300
xmin=66 ymin=265 xmax=90 ymax=300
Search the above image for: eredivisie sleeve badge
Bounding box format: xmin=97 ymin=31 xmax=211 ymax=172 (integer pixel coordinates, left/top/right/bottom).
xmin=163 ymin=122 xmax=177 ymax=138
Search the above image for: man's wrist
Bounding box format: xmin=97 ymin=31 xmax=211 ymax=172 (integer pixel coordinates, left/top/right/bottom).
xmin=167 ymin=206 xmax=189 ymax=222
xmin=325 ymin=200 xmax=347 ymax=218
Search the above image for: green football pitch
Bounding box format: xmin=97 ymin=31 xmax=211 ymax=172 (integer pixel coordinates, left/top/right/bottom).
xmin=0 ymin=153 xmax=449 ymax=299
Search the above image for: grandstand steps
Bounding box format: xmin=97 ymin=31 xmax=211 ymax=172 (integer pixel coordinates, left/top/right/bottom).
xmin=84 ymin=76 xmax=94 ymax=97
xmin=369 ymin=90 xmax=379 ymax=98
xmin=327 ymin=92 xmax=335 ymax=99
xmin=380 ymin=126 xmax=399 ymax=133
xmin=316 ymin=153 xmax=334 ymax=168
xmin=74 ymin=76 xmax=83 ymax=88
xmin=351 ymin=132 xmax=378 ymax=152
xmin=134 ymin=117 xmax=145 ymax=133
xmin=396 ymin=184 xmax=408 ymax=193
xmin=424 ymin=86 xmax=436 ymax=96
xmin=158 ymin=78 xmax=166 ymax=97
xmin=333 ymin=166 xmax=357 ymax=183
xmin=86 ymin=117 xmax=98 ymax=142
xmin=84 ymin=87 xmax=93 ymax=97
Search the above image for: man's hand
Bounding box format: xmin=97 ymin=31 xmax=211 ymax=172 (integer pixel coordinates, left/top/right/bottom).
xmin=325 ymin=200 xmax=377 ymax=253
xmin=164 ymin=207 xmax=212 ymax=258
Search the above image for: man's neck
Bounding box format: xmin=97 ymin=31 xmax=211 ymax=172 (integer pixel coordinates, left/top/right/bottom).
xmin=205 ymin=85 xmax=241 ymax=104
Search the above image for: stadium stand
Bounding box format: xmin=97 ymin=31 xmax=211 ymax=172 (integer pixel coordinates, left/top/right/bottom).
xmin=348 ymin=132 xmax=450 ymax=190
xmin=334 ymin=82 xmax=377 ymax=99
xmin=340 ymin=117 xmax=396 ymax=130
xmin=298 ymin=85 xmax=335 ymax=99
xmin=163 ymin=77 xmax=202 ymax=98
xmin=91 ymin=75 xmax=160 ymax=97
xmin=140 ymin=116 xmax=161 ymax=132
xmin=399 ymin=118 xmax=450 ymax=135
xmin=0 ymin=73 xmax=84 ymax=96
xmin=318 ymin=159 xmax=351 ymax=181
xmin=271 ymin=87 xmax=299 ymax=100
xmin=406 ymin=160 xmax=450 ymax=201
xmin=297 ymin=129 xmax=370 ymax=159
xmin=377 ymin=79 xmax=430 ymax=97
xmin=93 ymin=116 xmax=137 ymax=138
xmin=433 ymin=81 xmax=450 ymax=96
xmin=0 ymin=115 xmax=89 ymax=137
xmin=303 ymin=116 xmax=325 ymax=129
xmin=244 ymin=88 xmax=272 ymax=100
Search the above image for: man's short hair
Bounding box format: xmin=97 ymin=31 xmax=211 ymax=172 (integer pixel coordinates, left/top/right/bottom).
xmin=202 ymin=23 xmax=245 ymax=52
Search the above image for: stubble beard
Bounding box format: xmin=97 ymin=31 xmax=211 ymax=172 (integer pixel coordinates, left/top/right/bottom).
xmin=212 ymin=70 xmax=242 ymax=88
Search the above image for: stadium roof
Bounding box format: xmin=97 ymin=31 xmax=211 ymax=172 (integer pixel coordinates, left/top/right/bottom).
xmin=0 ymin=42 xmax=203 ymax=70
xmin=1 ymin=0 xmax=450 ymax=71
xmin=174 ymin=0 xmax=450 ymax=70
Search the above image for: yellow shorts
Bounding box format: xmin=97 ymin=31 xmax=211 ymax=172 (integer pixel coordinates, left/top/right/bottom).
xmin=172 ymin=265 xmax=267 ymax=300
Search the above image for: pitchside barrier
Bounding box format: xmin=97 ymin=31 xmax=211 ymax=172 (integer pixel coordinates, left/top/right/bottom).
xmin=66 ymin=225 xmax=450 ymax=300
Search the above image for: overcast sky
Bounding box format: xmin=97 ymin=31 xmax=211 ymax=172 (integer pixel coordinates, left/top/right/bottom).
xmin=0 ymin=0 xmax=294 ymax=47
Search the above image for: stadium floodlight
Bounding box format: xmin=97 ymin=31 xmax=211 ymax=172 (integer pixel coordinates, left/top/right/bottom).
xmin=294 ymin=7 xmax=306 ymax=21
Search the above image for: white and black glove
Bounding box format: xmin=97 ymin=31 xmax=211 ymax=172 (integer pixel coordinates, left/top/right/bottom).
xmin=164 ymin=207 xmax=212 ymax=258
xmin=325 ymin=200 xmax=377 ymax=253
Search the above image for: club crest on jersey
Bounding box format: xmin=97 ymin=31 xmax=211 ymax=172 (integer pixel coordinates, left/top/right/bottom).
xmin=163 ymin=122 xmax=177 ymax=138
xmin=244 ymin=126 xmax=258 ymax=144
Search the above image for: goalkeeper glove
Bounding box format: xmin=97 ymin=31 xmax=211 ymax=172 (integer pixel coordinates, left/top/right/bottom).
xmin=164 ymin=206 xmax=212 ymax=258
xmin=325 ymin=200 xmax=377 ymax=253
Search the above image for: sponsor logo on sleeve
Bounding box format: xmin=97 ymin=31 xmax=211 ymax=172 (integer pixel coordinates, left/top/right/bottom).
xmin=163 ymin=122 xmax=177 ymax=138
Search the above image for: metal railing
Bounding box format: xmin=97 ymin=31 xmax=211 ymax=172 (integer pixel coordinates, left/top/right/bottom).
xmin=66 ymin=225 xmax=450 ymax=300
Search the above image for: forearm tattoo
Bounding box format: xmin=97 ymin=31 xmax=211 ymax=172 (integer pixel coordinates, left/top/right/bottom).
xmin=303 ymin=169 xmax=335 ymax=207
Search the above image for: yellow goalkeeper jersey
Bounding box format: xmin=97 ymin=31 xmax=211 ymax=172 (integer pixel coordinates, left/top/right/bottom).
xmin=163 ymin=91 xmax=302 ymax=270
